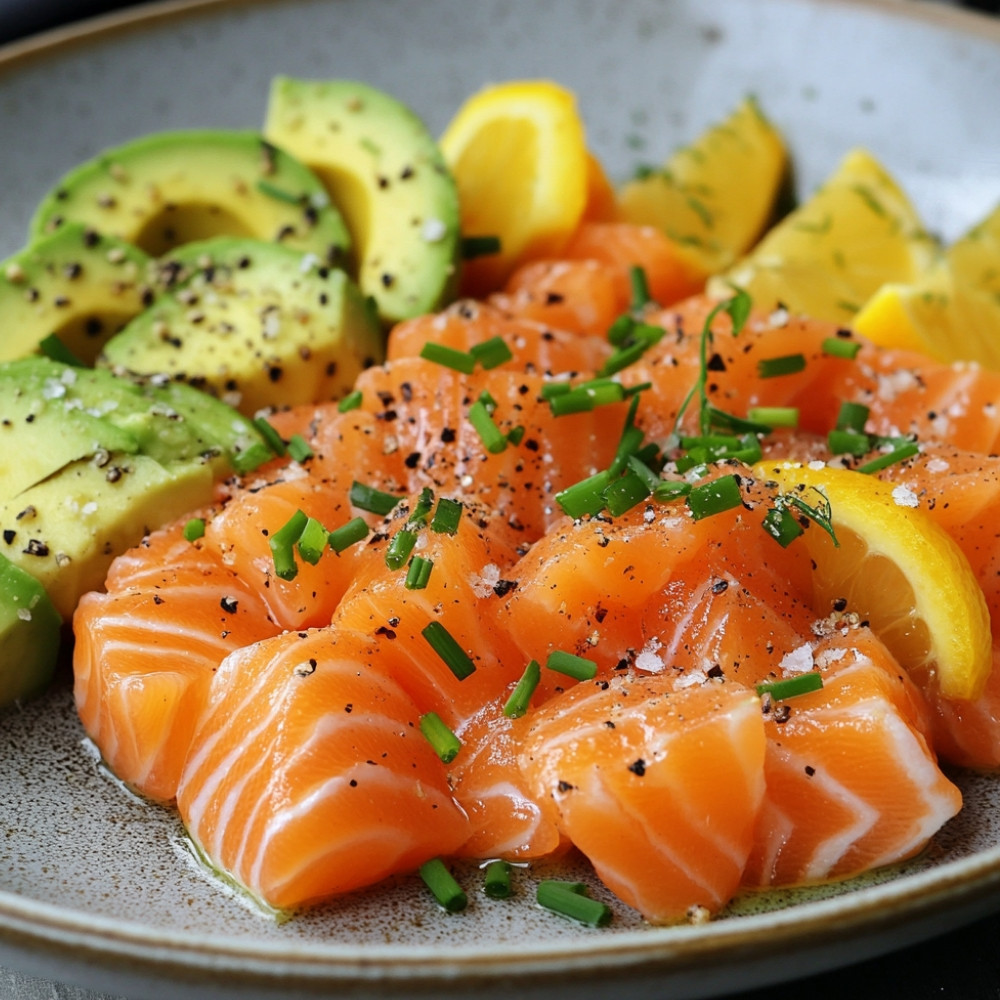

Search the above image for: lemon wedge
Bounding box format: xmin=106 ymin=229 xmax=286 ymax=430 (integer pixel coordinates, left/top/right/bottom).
xmin=753 ymin=460 xmax=992 ymax=701
xmin=617 ymin=96 xmax=788 ymax=280
xmin=715 ymin=149 xmax=940 ymax=326
xmin=440 ymin=79 xmax=589 ymax=295
xmin=854 ymin=201 xmax=1000 ymax=368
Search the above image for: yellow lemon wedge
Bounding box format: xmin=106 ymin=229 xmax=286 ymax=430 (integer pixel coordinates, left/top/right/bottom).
xmin=617 ymin=95 xmax=788 ymax=280
xmin=753 ymin=460 xmax=992 ymax=701
xmin=440 ymin=79 xmax=589 ymax=295
xmin=715 ymin=149 xmax=940 ymax=326
xmin=854 ymin=201 xmax=1000 ymax=369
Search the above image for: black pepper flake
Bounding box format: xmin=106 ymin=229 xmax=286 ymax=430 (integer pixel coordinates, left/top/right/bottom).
xmin=707 ymin=352 xmax=727 ymax=372
xmin=557 ymin=780 xmax=576 ymax=793
xmin=706 ymin=664 xmax=724 ymax=679
xmin=628 ymin=759 xmax=647 ymax=777
xmin=832 ymin=596 xmax=848 ymax=612
xmin=349 ymin=779 xmax=358 ymax=787
xmin=345 ymin=703 xmax=353 ymax=713
xmin=2 ymin=529 xmax=14 ymax=544
xmin=711 ymin=579 xmax=729 ymax=595
xmin=24 ymin=539 xmax=49 ymax=557
xmin=220 ymin=596 xmax=239 ymax=614
xmin=440 ymin=427 xmax=456 ymax=443
xmin=404 ymin=451 xmax=422 ymax=469
xmin=152 ymin=594 xmax=164 ymax=605
xmin=773 ymin=704 xmax=792 ymax=724
xmin=804 ymin=765 xmax=816 ymax=777
xmin=375 ymin=626 xmax=397 ymax=640
xmin=493 ymin=578 xmax=517 ymax=598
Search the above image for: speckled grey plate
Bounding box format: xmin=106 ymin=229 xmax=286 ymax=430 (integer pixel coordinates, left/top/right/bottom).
xmin=3 ymin=1 xmax=1000 ymax=998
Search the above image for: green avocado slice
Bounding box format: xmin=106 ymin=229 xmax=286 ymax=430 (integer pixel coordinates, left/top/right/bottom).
xmin=264 ymin=77 xmax=461 ymax=326
xmin=30 ymin=130 xmax=351 ymax=266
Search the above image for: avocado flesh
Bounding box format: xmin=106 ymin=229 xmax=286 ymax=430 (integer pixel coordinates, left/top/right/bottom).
xmin=0 ymin=454 xmax=214 ymax=621
xmin=264 ymin=77 xmax=461 ymax=326
xmin=0 ymin=553 xmax=61 ymax=707
xmin=99 ymin=237 xmax=384 ymax=416
xmin=30 ymin=130 xmax=352 ymax=266
xmin=0 ymin=223 xmax=153 ymax=365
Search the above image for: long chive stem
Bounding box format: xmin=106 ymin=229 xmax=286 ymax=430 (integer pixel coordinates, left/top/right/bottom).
xmin=756 ymin=672 xmax=824 ymax=700
xmin=536 ymin=880 xmax=611 ymax=927
xmin=545 ymin=649 xmax=597 ymax=681
xmin=503 ymin=660 xmax=541 ymax=718
xmin=419 ymin=712 xmax=462 ymax=763
xmin=421 ymin=621 xmax=477 ymax=680
xmin=419 ymin=858 xmax=467 ymax=912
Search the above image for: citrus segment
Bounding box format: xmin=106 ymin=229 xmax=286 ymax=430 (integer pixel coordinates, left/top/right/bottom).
xmin=753 ymin=460 xmax=992 ymax=701
xmin=440 ymin=79 xmax=589 ymax=296
xmin=716 ymin=149 xmax=939 ymax=325
xmin=617 ymin=96 xmax=788 ymax=279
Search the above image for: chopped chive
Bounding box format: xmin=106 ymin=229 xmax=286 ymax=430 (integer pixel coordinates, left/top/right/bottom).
xmin=252 ymin=416 xmax=287 ymax=457
xmin=182 ymin=517 xmax=205 ymax=542
xmin=328 ymin=516 xmax=370 ymax=553
xmin=686 ymin=474 xmax=744 ymax=520
xmin=835 ymin=401 xmax=870 ymax=433
xmin=405 ymin=555 xmax=434 ymax=590
xmin=549 ymin=387 xmax=595 ymax=416
xmin=230 ymin=440 xmax=272 ymax=474
xmin=419 ymin=711 xmax=462 ymax=763
xmin=419 ymin=857 xmax=467 ymax=913
xmin=653 ymin=479 xmax=693 ymax=502
xmin=747 ymin=406 xmax=799 ymax=428
xmin=297 ymin=516 xmax=329 ymax=565
xmin=706 ymin=405 xmax=772 ymax=435
xmin=546 ymin=649 xmax=597 ymax=681
xmin=507 ymin=424 xmax=525 ymax=446
xmin=468 ymin=399 xmax=508 ymax=454
xmin=822 ymin=336 xmax=862 ymax=360
xmin=269 ymin=509 xmax=308 ymax=581
xmin=462 ymin=234 xmax=501 ymax=259
xmin=540 ymin=381 xmax=573 ymax=399
xmin=385 ymin=528 xmax=418 ymax=570
xmin=503 ymin=659 xmax=541 ymax=718
xmin=287 ymin=433 xmax=314 ymax=463
xmin=338 ymin=389 xmax=363 ymax=412
xmin=536 ymin=880 xmax=611 ymax=927
xmin=483 ymin=860 xmax=512 ymax=899
xmin=419 ymin=341 xmax=476 ymax=373
xmin=408 ymin=487 xmax=436 ymax=526
xmin=761 ymin=506 xmax=804 ymax=547
xmin=856 ymin=441 xmax=920 ymax=474
xmin=598 ymin=340 xmax=649 ymax=377
xmin=783 ymin=490 xmax=839 ymax=546
xmin=256 ymin=179 xmax=303 ymax=204
xmin=477 ymin=389 xmax=498 ymax=411
xmin=756 ymin=672 xmax=824 ymax=700
xmin=626 ymin=454 xmax=662 ymax=492
xmin=469 ymin=335 xmax=514 ymax=370
xmin=602 ymin=467 xmax=652 ymax=516
xmin=421 ymin=621 xmax=477 ymax=680
xmin=629 ymin=265 xmax=652 ymax=311
xmin=757 ymin=353 xmax=806 ymax=378
xmin=349 ymin=480 xmax=404 ymax=516
xmin=431 ymin=497 xmax=463 ymax=535
xmin=608 ymin=423 xmax=646 ymax=478
xmin=38 ymin=333 xmax=84 ymax=367
xmin=555 ymin=470 xmax=612 ymax=519
xmin=607 ymin=313 xmax=635 ymax=346
xmin=827 ymin=428 xmax=872 ymax=456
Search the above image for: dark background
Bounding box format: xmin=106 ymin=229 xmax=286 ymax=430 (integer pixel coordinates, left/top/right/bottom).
xmin=2 ymin=0 xmax=1000 ymax=998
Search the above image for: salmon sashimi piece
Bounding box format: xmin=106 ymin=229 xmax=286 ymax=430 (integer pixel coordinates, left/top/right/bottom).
xmin=387 ymin=298 xmax=613 ymax=375
xmin=73 ymin=523 xmax=277 ymax=802
xmin=176 ymin=626 xmax=470 ymax=910
xmin=449 ymin=698 xmax=566 ymax=860
xmin=518 ymin=673 xmax=767 ymax=924
xmin=333 ymin=493 xmax=525 ymax=728
xmin=744 ymin=629 xmax=960 ymax=888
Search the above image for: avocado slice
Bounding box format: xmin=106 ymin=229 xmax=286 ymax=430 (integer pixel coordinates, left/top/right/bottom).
xmin=264 ymin=77 xmax=461 ymax=325
xmin=0 ymin=454 xmax=215 ymax=621
xmin=30 ymin=130 xmax=352 ymax=266
xmin=99 ymin=237 xmax=384 ymax=416
xmin=0 ymin=223 xmax=153 ymax=365
xmin=0 ymin=552 xmax=61 ymax=707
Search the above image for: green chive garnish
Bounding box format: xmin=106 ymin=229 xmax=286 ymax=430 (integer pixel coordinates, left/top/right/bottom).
xmin=338 ymin=389 xmax=363 ymax=413
xmin=38 ymin=333 xmax=84 ymax=367
xmin=629 ymin=265 xmax=652 ymax=311
xmin=856 ymin=442 xmax=920 ymax=474
xmin=503 ymin=659 xmax=541 ymax=718
xmin=230 ymin=441 xmax=272 ymax=475
xmin=182 ymin=517 xmax=206 ymax=542
xmin=405 ymin=555 xmax=434 ymax=590
xmin=252 ymin=416 xmax=286 ymax=457
xmin=653 ymin=479 xmax=693 ymax=502
xmin=756 ymin=672 xmax=824 ymax=700
xmin=836 ymin=401 xmax=870 ymax=433
xmin=602 ymin=467 xmax=652 ymax=516
xmin=757 ymin=353 xmax=806 ymax=378
xmin=747 ymin=406 xmax=799 ymax=428
xmin=419 ymin=341 xmax=476 ymax=374
xmin=507 ymin=425 xmax=526 ymax=446
xmin=349 ymin=480 xmax=404 ymax=516
xmin=431 ymin=497 xmax=463 ymax=535
xmin=287 ymin=433 xmax=314 ymax=463
xmin=297 ymin=516 xmax=329 ymax=565
xmin=462 ymin=234 xmax=502 ymax=259
xmin=468 ymin=399 xmax=508 ymax=454
xmin=483 ymin=860 xmax=512 ymax=899
xmin=686 ymin=475 xmax=744 ymax=520
xmin=269 ymin=509 xmax=308 ymax=581
xmin=546 ymin=649 xmax=597 ymax=681
xmin=419 ymin=711 xmax=462 ymax=763
xmin=827 ymin=428 xmax=872 ymax=456
xmin=385 ymin=528 xmax=418 ymax=570
xmin=328 ymin=516 xmax=370 ymax=553
xmin=422 ymin=621 xmax=477 ymax=680
xmin=536 ymin=880 xmax=611 ymax=927
xmin=822 ymin=335 xmax=862 ymax=360
xmin=555 ymin=470 xmax=612 ymax=519
xmin=761 ymin=506 xmax=804 ymax=548
xmin=469 ymin=335 xmax=514 ymax=370
xmin=408 ymin=487 xmax=436 ymax=526
xmin=419 ymin=857 xmax=467 ymax=912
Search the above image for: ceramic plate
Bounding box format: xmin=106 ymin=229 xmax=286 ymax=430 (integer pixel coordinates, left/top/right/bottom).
xmin=3 ymin=1 xmax=1000 ymax=998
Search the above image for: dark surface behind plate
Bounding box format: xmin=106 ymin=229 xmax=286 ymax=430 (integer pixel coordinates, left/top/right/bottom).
xmin=2 ymin=1 xmax=1000 ymax=998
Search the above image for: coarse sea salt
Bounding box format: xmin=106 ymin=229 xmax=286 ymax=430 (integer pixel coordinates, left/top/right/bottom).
xmin=891 ymin=484 xmax=919 ymax=508
xmin=780 ymin=643 xmax=815 ymax=674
